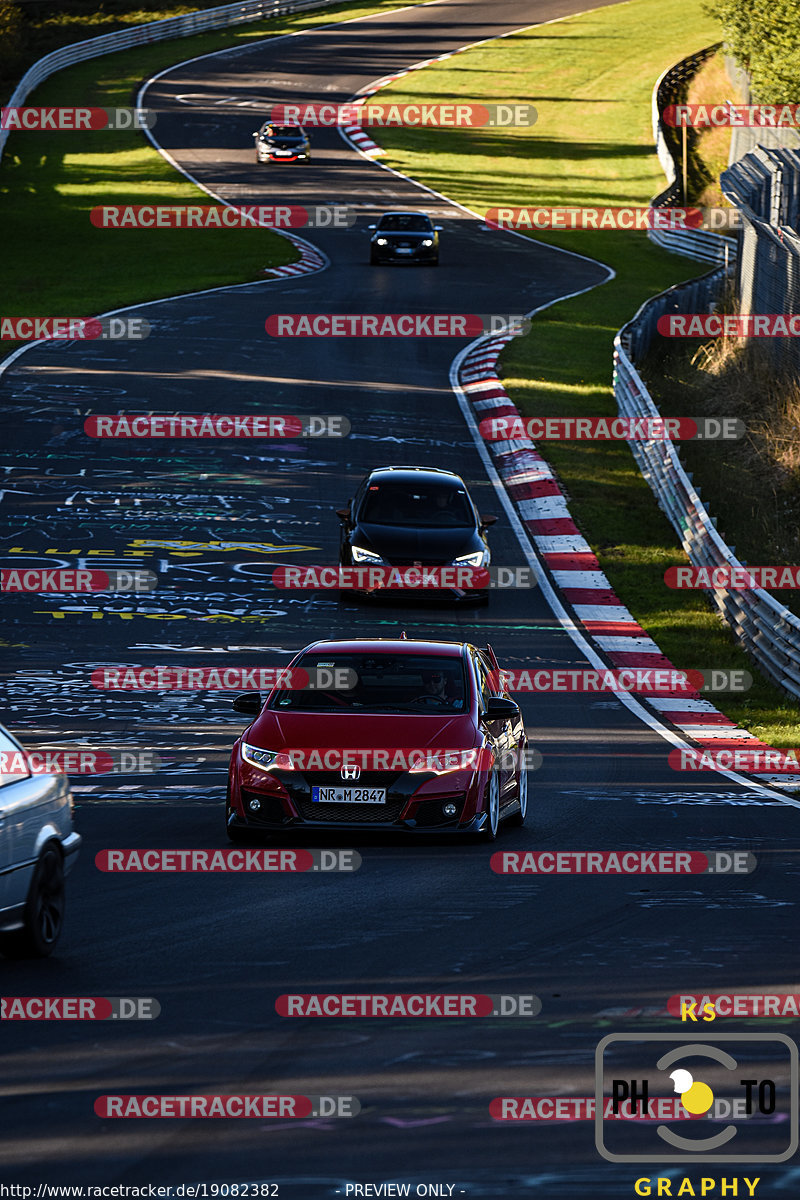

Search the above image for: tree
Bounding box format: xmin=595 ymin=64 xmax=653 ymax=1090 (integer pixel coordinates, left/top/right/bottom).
xmin=705 ymin=0 xmax=800 ymax=104
xmin=0 ymin=0 xmax=26 ymax=85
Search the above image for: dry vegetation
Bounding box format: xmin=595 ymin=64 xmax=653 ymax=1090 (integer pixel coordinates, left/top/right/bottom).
xmin=644 ymin=51 xmax=800 ymax=610
xmin=643 ymin=319 xmax=800 ymax=579
xmin=685 ymin=49 xmax=742 ymax=206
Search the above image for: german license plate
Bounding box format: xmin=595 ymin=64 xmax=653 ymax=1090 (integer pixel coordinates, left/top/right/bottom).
xmin=396 ymin=247 xmax=413 ymax=254
xmin=311 ymin=786 xmax=386 ymax=804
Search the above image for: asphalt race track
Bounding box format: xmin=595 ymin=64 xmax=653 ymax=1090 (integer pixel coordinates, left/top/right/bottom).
xmin=2 ymin=0 xmax=800 ymax=1194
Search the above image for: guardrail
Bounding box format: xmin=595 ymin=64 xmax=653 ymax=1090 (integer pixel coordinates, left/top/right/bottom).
xmin=647 ymin=43 xmax=736 ymax=264
xmin=0 ymin=0 xmax=343 ymax=163
xmin=720 ymin=146 xmax=800 ymax=375
xmin=614 ymin=48 xmax=800 ymax=700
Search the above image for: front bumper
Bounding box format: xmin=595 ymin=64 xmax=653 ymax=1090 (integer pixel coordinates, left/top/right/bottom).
xmin=227 ymin=808 xmax=484 ymax=836
xmin=258 ymin=149 xmax=309 ymax=161
xmin=345 ymin=587 xmax=487 ymax=604
xmin=232 ymin=774 xmax=475 ymax=833
xmin=339 ymin=560 xmax=488 ymax=603
xmin=371 ymin=243 xmax=437 ymax=263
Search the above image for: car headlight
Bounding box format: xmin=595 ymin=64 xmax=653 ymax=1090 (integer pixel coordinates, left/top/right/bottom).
xmin=241 ymin=743 xmax=290 ymax=772
xmin=351 ymin=544 xmax=384 ymax=564
xmin=453 ymin=549 xmax=490 ymax=567
xmin=421 ymin=238 xmax=434 ymax=246
xmin=375 ymin=238 xmax=388 ymax=246
xmin=409 ymin=749 xmax=481 ymax=775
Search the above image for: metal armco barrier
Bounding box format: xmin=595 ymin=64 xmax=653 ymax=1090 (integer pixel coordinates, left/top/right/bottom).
xmin=721 ymin=147 xmax=800 ymax=376
xmin=0 ymin=0 xmax=343 ymax=163
xmin=648 ymin=44 xmax=735 ymax=264
xmin=614 ymin=50 xmax=800 ymax=700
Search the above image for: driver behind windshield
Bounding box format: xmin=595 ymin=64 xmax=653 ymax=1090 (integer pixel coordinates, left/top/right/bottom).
xmin=417 ymin=667 xmax=461 ymax=706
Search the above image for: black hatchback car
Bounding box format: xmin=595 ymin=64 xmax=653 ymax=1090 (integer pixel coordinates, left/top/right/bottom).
xmin=368 ymin=211 xmax=441 ymax=265
xmin=336 ymin=466 xmax=495 ymax=601
xmin=253 ymin=123 xmax=310 ymax=163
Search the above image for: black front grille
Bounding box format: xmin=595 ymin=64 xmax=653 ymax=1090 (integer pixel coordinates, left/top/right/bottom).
xmin=287 ymin=769 xmax=409 ymax=824
xmin=295 ymin=796 xmax=406 ymax=824
xmin=384 ymin=557 xmax=451 ymax=567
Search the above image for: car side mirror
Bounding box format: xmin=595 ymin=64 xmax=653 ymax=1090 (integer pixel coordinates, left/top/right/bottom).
xmin=336 ymin=507 xmax=351 ymax=522
xmin=481 ymin=696 xmax=519 ymax=721
xmin=479 ymin=514 xmax=497 ymax=529
xmin=434 ymin=225 xmax=443 ymax=231
xmin=367 ymin=224 xmax=377 ymax=230
xmin=233 ymin=692 xmax=262 ymax=715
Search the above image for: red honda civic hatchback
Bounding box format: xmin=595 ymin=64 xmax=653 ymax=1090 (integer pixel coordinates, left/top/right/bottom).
xmin=226 ymin=637 xmax=528 ymax=840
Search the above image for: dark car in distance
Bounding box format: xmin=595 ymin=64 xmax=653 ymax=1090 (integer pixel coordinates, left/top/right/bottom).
xmin=336 ymin=466 xmax=495 ymax=602
xmin=226 ymin=637 xmax=528 ymax=841
xmin=369 ymin=211 xmax=441 ymax=264
xmin=253 ymin=123 xmax=310 ymax=163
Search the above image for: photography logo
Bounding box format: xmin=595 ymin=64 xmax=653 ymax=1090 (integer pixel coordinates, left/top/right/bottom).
xmin=595 ymin=1033 xmax=798 ymax=1162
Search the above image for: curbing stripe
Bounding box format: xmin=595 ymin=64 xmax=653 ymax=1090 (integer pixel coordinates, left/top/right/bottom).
xmin=456 ymin=338 xmax=800 ymax=790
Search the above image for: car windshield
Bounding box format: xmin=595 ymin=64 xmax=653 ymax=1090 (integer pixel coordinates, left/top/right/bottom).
xmin=360 ymin=480 xmax=474 ymax=527
xmin=267 ymin=126 xmax=302 ymax=137
xmin=269 ymin=652 xmax=467 ymax=712
xmin=377 ymin=214 xmax=432 ymax=232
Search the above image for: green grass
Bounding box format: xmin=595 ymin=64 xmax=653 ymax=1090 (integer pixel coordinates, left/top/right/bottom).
xmin=1 ymin=2 xmax=227 ymax=95
xmin=0 ymin=0 xmax=428 ymax=92
xmin=370 ymin=0 xmax=800 ymax=747
xmin=0 ymin=0 xmax=428 ymax=340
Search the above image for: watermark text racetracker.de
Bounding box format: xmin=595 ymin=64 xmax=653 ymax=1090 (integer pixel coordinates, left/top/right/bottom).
xmin=270 ymin=101 xmax=537 ymax=126
xmin=666 ymin=565 xmax=800 ymax=589
xmin=0 ymin=106 xmax=155 ymax=130
xmin=1 ymin=997 xmax=160 ymax=1020
xmin=94 ymin=849 xmax=360 ymax=872
xmin=2 ymin=569 xmax=156 ymax=593
xmin=485 ymin=206 xmax=742 ymax=231
xmin=669 ymin=992 xmax=800 ymax=1019
xmin=0 ymin=1188 xmax=279 ymax=1198
xmin=91 ymin=666 xmax=358 ymax=690
xmin=658 ymin=314 xmax=800 ymax=338
xmin=492 ymin=850 xmax=756 ymax=873
xmin=479 ymin=415 xmax=744 ymax=441
xmin=494 ymin=668 xmax=751 ymax=694
xmin=236 ymin=747 xmax=543 ymax=773
xmin=1 ymin=317 xmax=150 ymax=341
xmin=663 ymin=102 xmax=800 ymax=127
xmin=94 ymin=1094 xmax=359 ymax=1119
xmin=265 ymin=314 xmax=531 ymax=337
xmin=84 ymin=415 xmax=349 ymax=439
xmin=0 ymin=748 xmax=161 ymax=776
xmin=90 ymin=205 xmax=355 ymax=229
xmin=275 ymin=992 xmax=541 ymax=1017
xmin=671 ymin=747 xmax=800 ymax=774
xmin=271 ymin=565 xmax=537 ymax=591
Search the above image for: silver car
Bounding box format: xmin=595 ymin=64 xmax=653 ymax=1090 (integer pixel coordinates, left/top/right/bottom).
xmin=0 ymin=724 xmax=81 ymax=957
